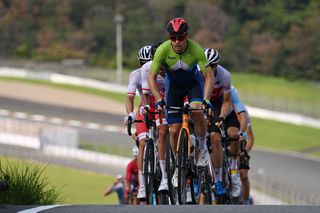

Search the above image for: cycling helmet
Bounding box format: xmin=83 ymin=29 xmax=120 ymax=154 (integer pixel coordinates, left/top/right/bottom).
xmin=151 ymin=41 xmax=162 ymax=59
xmin=132 ymin=145 xmax=139 ymax=158
xmin=137 ymin=45 xmax=152 ymax=60
xmin=166 ymin=17 xmax=189 ymax=36
xmin=117 ymin=174 xmax=123 ymax=179
xmin=204 ymin=48 xmax=220 ymax=65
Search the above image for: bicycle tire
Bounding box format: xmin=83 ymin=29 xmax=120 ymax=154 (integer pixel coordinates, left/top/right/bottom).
xmin=144 ymin=138 xmax=156 ymax=204
xmin=203 ymin=166 xmax=213 ymax=204
xmin=165 ymin=137 xmax=176 ymax=204
xmin=177 ymin=128 xmax=188 ymax=204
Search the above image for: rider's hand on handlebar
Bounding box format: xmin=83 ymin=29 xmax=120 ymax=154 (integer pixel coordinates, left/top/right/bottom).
xmin=155 ymin=99 xmax=166 ymax=112
xmin=124 ymin=112 xmax=135 ymax=126
xmin=139 ymin=105 xmax=150 ymax=115
xmin=237 ymin=130 xmax=248 ymax=141
xmin=215 ymin=116 xmax=224 ymax=128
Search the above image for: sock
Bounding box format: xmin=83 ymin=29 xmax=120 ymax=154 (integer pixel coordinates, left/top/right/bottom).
xmin=159 ymin=160 xmax=167 ymax=180
xmin=197 ymin=135 xmax=208 ymax=153
xmin=213 ymin=167 xmax=222 ymax=182
xmin=230 ymin=158 xmax=238 ymax=170
xmin=138 ymin=170 xmax=145 ymax=188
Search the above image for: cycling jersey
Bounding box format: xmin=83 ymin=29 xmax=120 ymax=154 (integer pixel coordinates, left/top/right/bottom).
xmin=126 ymin=160 xmax=139 ymax=193
xmin=127 ymin=68 xmax=143 ymax=105
xmin=141 ymin=60 xmax=168 ymax=125
xmin=141 ymin=61 xmax=165 ymax=95
xmin=151 ymin=40 xmax=211 ymax=86
xmin=210 ymin=65 xmax=231 ymax=101
xmin=127 ymin=68 xmax=148 ymax=140
xmin=230 ymin=86 xmax=246 ymax=114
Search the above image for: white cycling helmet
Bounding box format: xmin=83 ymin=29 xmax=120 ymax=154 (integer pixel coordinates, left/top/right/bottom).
xmin=132 ymin=145 xmax=139 ymax=158
xmin=204 ymin=48 xmax=220 ymax=65
xmin=117 ymin=174 xmax=123 ymax=179
xmin=137 ymin=45 xmax=152 ymax=60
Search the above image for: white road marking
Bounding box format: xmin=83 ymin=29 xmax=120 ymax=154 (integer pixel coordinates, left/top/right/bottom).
xmin=17 ymin=205 xmax=69 ymax=213
xmin=31 ymin=114 xmax=45 ymax=121
xmin=13 ymin=112 xmax=27 ymax=119
xmin=49 ymin=117 xmax=64 ymax=124
xmin=0 ymin=109 xmax=9 ymax=116
xmin=68 ymin=120 xmax=82 ymax=127
xmin=0 ymin=108 xmax=124 ymax=133
xmin=86 ymin=122 xmax=100 ymax=130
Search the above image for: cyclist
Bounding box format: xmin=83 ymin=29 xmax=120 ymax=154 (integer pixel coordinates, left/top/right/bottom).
xmin=230 ymin=86 xmax=255 ymax=205
xmin=148 ymin=18 xmax=214 ymax=187
xmin=140 ymin=42 xmax=169 ymax=192
xmin=125 ymin=145 xmax=139 ymax=205
xmin=203 ymin=48 xmax=241 ymax=202
xmin=123 ymin=45 xmax=152 ymax=200
xmin=103 ymin=174 xmax=126 ymax=205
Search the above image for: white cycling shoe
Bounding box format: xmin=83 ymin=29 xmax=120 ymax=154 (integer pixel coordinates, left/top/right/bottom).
xmin=231 ymin=171 xmax=241 ymax=197
xmin=158 ymin=179 xmax=168 ymax=191
xmin=137 ymin=186 xmax=146 ymax=199
xmin=197 ymin=150 xmax=209 ymax=167
xmin=171 ymin=168 xmax=178 ymax=188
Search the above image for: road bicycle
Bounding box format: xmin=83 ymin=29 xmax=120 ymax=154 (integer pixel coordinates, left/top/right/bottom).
xmin=168 ymin=104 xmax=211 ymax=204
xmin=127 ymin=110 xmax=167 ymax=205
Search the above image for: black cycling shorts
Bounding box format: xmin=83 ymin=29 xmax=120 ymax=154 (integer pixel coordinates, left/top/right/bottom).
xmin=165 ymin=79 xmax=204 ymax=124
xmin=239 ymin=154 xmax=250 ymax=170
xmin=208 ymin=95 xmax=240 ymax=133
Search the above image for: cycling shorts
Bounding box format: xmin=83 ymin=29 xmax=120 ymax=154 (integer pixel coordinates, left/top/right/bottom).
xmin=239 ymin=154 xmax=250 ymax=170
xmin=136 ymin=110 xmax=149 ymax=141
xmin=208 ymin=95 xmax=240 ymax=133
xmin=165 ymin=78 xmax=204 ymax=124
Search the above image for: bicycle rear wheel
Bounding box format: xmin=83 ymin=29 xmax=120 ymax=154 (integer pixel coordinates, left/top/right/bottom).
xmin=177 ymin=128 xmax=188 ymax=204
xmin=144 ymin=138 xmax=157 ymax=205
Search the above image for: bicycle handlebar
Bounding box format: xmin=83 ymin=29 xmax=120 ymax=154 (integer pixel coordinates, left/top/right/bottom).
xmin=127 ymin=110 xmax=164 ymax=136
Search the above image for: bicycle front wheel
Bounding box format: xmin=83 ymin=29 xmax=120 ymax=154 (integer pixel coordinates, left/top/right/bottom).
xmin=177 ymin=128 xmax=188 ymax=204
xmin=144 ymin=138 xmax=156 ymax=205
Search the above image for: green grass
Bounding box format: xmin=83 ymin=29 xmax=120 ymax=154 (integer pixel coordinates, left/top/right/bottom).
xmin=232 ymin=72 xmax=320 ymax=104
xmin=252 ymin=117 xmax=320 ymax=153
xmin=79 ymin=143 xmax=131 ymax=158
xmin=0 ymin=156 xmax=119 ymax=204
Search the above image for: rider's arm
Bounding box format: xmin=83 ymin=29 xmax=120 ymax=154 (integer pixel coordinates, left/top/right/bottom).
xmin=125 ymin=95 xmax=135 ymax=114
xmin=149 ymin=46 xmax=165 ymax=102
xmin=103 ymin=184 xmax=115 ymax=196
xmin=196 ymin=44 xmax=214 ymax=101
xmin=203 ymin=70 xmax=214 ymax=101
xmin=141 ymin=63 xmax=152 ymax=106
xmin=245 ymin=111 xmax=254 ymax=153
xmin=220 ymin=89 xmax=231 ymax=119
xmin=238 ymin=111 xmax=248 ymax=133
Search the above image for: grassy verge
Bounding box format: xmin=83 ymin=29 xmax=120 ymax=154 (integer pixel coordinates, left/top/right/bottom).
xmin=252 ymin=117 xmax=320 ymax=155
xmin=79 ymin=143 xmax=132 ymax=158
xmin=0 ymin=156 xmax=118 ymax=204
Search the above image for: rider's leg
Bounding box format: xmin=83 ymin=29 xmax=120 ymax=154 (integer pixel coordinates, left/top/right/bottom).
xmin=240 ymin=169 xmax=250 ymax=203
xmin=210 ymin=132 xmax=223 ymax=182
xmin=190 ymin=102 xmax=208 ymax=159
xmin=136 ymin=112 xmax=148 ymax=199
xmin=227 ymin=126 xmax=241 ymax=198
xmin=169 ymin=123 xmax=182 ymax=187
xmin=157 ymin=123 xmax=169 ymax=190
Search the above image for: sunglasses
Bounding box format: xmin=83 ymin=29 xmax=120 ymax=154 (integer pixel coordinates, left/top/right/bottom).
xmin=169 ymin=35 xmax=186 ymax=42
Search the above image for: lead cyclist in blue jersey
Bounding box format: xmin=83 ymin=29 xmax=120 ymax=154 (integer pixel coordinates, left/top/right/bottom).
xmin=148 ymin=17 xmax=215 ymax=187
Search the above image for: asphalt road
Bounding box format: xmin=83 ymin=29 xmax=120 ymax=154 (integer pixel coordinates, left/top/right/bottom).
xmin=1 ymin=204 xmax=319 ymax=213
xmin=1 ymin=96 xmax=320 ymax=204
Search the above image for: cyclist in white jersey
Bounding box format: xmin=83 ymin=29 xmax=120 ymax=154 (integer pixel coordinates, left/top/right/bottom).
xmin=124 ymin=45 xmax=152 ymax=200
xmin=231 ymin=86 xmax=255 ymax=205
xmin=203 ymin=48 xmax=242 ymax=201
xmin=140 ymin=43 xmax=169 ymax=192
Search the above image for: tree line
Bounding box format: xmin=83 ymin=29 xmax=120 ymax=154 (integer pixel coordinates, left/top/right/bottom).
xmin=0 ymin=0 xmax=319 ymax=80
